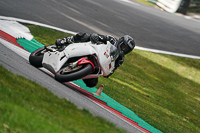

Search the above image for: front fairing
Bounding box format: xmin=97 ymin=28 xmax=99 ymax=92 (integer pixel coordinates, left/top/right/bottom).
xmin=93 ymin=42 xmax=117 ymax=76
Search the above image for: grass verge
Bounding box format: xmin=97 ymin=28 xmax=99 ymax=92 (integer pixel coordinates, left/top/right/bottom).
xmin=133 ymin=0 xmax=155 ymax=7
xmin=26 ymin=25 xmax=200 ymax=133
xmin=0 ymin=65 xmax=126 ymax=133
xmin=188 ymin=8 xmax=200 ymax=13
xmin=98 ymin=50 xmax=200 ymax=133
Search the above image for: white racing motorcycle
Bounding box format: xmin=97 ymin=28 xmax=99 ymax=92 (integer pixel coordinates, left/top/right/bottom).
xmin=29 ymin=41 xmax=119 ymax=82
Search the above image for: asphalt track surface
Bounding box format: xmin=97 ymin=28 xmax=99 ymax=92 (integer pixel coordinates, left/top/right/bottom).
xmin=0 ymin=0 xmax=200 ymax=56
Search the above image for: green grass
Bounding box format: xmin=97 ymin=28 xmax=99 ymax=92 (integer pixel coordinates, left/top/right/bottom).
xmin=97 ymin=50 xmax=200 ymax=133
xmin=9 ymin=25 xmax=200 ymax=133
xmin=188 ymin=8 xmax=200 ymax=13
xmin=133 ymin=0 xmax=155 ymax=7
xmin=0 ymin=65 xmax=126 ymax=133
xmin=26 ymin=25 xmax=73 ymax=45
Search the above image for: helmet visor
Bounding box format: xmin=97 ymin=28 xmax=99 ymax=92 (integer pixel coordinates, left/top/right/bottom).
xmin=120 ymin=43 xmax=128 ymax=51
xmin=120 ymin=43 xmax=131 ymax=55
xmin=123 ymin=47 xmax=131 ymax=54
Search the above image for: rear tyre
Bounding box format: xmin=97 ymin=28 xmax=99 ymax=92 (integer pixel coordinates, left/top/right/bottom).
xmin=29 ymin=47 xmax=45 ymax=67
xmin=55 ymin=64 xmax=93 ymax=82
xmin=29 ymin=44 xmax=54 ymax=67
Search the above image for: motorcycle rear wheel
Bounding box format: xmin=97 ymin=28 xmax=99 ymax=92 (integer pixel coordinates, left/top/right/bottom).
xmin=55 ymin=64 xmax=93 ymax=82
xmin=29 ymin=44 xmax=54 ymax=67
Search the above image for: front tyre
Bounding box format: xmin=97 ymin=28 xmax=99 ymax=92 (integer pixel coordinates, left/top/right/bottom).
xmin=55 ymin=64 xmax=93 ymax=82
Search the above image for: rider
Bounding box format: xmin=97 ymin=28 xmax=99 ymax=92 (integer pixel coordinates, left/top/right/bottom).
xmin=55 ymin=32 xmax=135 ymax=87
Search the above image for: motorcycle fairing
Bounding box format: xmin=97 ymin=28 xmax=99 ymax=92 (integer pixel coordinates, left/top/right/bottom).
xmin=42 ymin=50 xmax=68 ymax=73
xmin=63 ymin=43 xmax=97 ymax=58
xmin=42 ymin=41 xmax=116 ymax=76
xmin=64 ymin=42 xmax=116 ymax=76
xmin=93 ymin=42 xmax=115 ymax=76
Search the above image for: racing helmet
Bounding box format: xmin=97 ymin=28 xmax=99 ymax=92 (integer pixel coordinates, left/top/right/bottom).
xmin=117 ymin=35 xmax=135 ymax=55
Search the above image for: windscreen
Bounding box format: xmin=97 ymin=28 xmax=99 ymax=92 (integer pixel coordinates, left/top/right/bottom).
xmin=110 ymin=45 xmax=119 ymax=62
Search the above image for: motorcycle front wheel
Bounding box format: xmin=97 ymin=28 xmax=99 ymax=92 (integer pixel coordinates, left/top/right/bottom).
xmin=55 ymin=63 xmax=93 ymax=82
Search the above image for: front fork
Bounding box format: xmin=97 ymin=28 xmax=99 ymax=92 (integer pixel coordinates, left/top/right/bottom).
xmin=77 ymin=57 xmax=95 ymax=72
xmin=69 ymin=57 xmax=95 ymax=72
xmin=69 ymin=61 xmax=78 ymax=69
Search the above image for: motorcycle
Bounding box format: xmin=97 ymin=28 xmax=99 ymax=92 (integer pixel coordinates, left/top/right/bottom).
xmin=29 ymin=41 xmax=119 ymax=82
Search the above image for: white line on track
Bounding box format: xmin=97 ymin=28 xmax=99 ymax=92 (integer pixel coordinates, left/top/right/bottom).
xmin=120 ymin=0 xmax=140 ymax=6
xmin=0 ymin=16 xmax=77 ymax=35
xmin=1 ymin=15 xmax=200 ymax=60
xmin=136 ymin=46 xmax=200 ymax=59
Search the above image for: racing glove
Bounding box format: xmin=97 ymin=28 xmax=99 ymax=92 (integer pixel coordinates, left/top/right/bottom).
xmin=90 ymin=33 xmax=107 ymax=44
xmin=55 ymin=36 xmax=73 ymax=47
xmin=106 ymin=35 xmax=117 ymax=45
xmin=90 ymin=33 xmax=117 ymax=45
